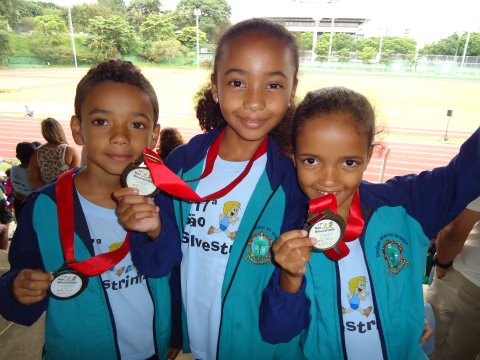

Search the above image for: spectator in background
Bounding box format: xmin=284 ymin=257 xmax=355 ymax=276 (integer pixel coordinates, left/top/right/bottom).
xmin=156 ymin=127 xmax=184 ymax=161
xmin=29 ymin=117 xmax=80 ymax=188
xmin=426 ymin=196 xmax=480 ymax=359
xmin=10 ymin=142 xmax=36 ymax=221
xmin=4 ymin=168 xmax=13 ymax=211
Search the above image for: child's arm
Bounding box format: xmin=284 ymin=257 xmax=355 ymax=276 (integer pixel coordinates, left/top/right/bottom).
xmin=113 ymin=187 xmax=161 ymax=240
xmin=259 ymin=230 xmax=314 ymax=343
xmin=113 ymin=187 xmax=182 ymax=278
xmin=0 ymin=197 xmax=49 ymax=325
xmin=28 ymin=149 xmax=43 ymax=189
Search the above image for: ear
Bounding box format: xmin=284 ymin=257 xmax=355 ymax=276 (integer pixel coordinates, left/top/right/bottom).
xmin=210 ymin=74 xmax=219 ymax=103
xmin=148 ymin=124 xmax=161 ymax=150
xmin=70 ymin=115 xmax=84 ymax=146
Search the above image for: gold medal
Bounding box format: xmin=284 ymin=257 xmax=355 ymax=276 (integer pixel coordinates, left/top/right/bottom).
xmin=121 ymin=156 xmax=160 ymax=197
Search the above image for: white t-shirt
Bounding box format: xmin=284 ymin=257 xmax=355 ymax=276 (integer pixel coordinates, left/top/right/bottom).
xmin=78 ymin=193 xmax=155 ymax=360
xmin=10 ymin=164 xmax=34 ymax=196
xmin=338 ymin=239 xmax=383 ymax=359
xmin=181 ymin=154 xmax=266 ymax=360
xmin=453 ymin=196 xmax=480 ymax=286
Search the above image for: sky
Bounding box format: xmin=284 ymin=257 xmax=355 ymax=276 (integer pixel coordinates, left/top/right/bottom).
xmin=54 ymin=0 xmax=480 ymax=46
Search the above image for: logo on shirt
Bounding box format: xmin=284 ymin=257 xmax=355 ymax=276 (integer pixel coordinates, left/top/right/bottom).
xmin=382 ymin=240 xmax=410 ymax=274
xmin=245 ymin=231 xmax=272 ymax=264
xmin=207 ymin=201 xmax=240 ymax=240
xmin=342 ymin=276 xmax=373 ymax=317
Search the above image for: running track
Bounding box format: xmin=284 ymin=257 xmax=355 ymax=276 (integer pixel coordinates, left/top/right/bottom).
xmin=0 ymin=115 xmax=470 ymax=183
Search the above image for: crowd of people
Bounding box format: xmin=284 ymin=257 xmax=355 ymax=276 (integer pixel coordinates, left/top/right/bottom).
xmin=0 ymin=17 xmax=478 ymax=360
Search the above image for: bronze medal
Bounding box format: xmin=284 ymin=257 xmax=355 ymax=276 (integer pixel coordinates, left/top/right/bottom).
xmin=307 ymin=210 xmax=346 ymax=251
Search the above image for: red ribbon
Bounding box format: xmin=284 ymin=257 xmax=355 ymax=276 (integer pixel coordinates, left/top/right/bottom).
xmin=143 ymin=128 xmax=268 ymax=202
xmin=308 ymin=190 xmax=364 ymax=261
xmin=56 ymin=170 xmax=130 ymax=276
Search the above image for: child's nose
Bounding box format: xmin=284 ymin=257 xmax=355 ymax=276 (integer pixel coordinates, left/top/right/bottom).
xmin=244 ymin=87 xmax=265 ymax=112
xmin=319 ymin=166 xmax=338 ymax=187
xmin=111 ymin=126 xmax=129 ymax=144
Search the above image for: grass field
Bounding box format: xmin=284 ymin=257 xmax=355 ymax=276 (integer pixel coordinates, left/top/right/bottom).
xmin=0 ymin=66 xmax=479 ymax=139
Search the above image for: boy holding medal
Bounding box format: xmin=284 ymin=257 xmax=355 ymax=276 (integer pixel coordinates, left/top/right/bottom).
xmin=0 ymin=60 xmax=180 ymax=360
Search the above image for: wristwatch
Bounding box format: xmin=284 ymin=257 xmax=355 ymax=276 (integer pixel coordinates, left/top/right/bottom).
xmin=433 ymin=252 xmax=453 ymax=269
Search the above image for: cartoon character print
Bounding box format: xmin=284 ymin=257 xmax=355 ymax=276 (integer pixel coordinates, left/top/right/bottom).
xmin=342 ymin=276 xmax=373 ymax=317
xmin=208 ymin=201 xmax=240 ymax=240
xmin=107 ymin=241 xmax=135 ymax=276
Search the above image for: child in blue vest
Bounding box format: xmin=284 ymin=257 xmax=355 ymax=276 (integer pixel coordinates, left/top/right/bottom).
xmin=259 ymin=87 xmax=480 ymax=359
xmin=0 ymin=60 xmax=180 ymax=360
xmin=115 ymin=18 xmax=308 ymax=360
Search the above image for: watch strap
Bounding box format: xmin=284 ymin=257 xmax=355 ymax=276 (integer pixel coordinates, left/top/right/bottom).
xmin=433 ymin=252 xmax=453 ymax=269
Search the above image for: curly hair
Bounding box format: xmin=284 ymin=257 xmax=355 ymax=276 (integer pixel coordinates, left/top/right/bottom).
xmin=74 ymin=59 xmax=159 ymax=123
xmin=40 ymin=117 xmax=68 ymax=145
xmin=157 ymin=127 xmax=184 ymax=160
xmin=195 ymin=18 xmax=299 ymax=154
xmin=292 ymin=87 xmax=377 ymax=153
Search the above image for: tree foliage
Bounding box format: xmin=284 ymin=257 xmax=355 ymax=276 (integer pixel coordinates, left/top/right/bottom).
xmin=86 ymin=15 xmax=136 ymax=60
xmin=71 ymin=4 xmax=113 ymax=33
xmin=358 ymin=46 xmax=377 ymax=64
xmin=177 ymin=26 xmax=207 ymax=51
xmin=140 ymin=13 xmax=175 ymax=43
xmin=98 ymin=0 xmax=127 ymax=15
xmin=0 ymin=17 xmax=15 ymax=60
xmin=175 ymin=0 xmax=231 ymax=42
xmin=147 ymin=39 xmax=184 ymax=63
xmin=420 ymin=32 xmax=480 ymax=56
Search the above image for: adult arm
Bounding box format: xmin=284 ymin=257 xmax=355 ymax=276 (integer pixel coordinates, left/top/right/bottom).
xmin=434 ymin=201 xmax=480 ymax=278
xmin=28 ymin=149 xmax=43 ymax=189
xmin=65 ymin=145 xmax=80 ymax=169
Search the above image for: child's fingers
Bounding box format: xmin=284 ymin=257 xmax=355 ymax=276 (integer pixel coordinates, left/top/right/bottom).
xmin=13 ymin=269 xmax=52 ymax=304
xmin=112 ymin=187 xmax=140 ymax=200
xmin=272 ymin=230 xmax=309 ymax=251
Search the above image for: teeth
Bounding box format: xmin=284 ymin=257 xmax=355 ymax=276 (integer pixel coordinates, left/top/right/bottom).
xmin=319 ymin=191 xmax=337 ymax=196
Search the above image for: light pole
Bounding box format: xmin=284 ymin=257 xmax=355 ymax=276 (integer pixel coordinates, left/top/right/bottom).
xmin=67 ymin=7 xmax=77 ymax=68
xmin=194 ymin=9 xmax=201 ymax=70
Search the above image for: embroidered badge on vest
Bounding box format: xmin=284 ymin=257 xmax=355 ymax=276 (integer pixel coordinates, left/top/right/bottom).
xmin=382 ymin=240 xmax=410 ymax=274
xmin=245 ymin=232 xmax=272 ymax=264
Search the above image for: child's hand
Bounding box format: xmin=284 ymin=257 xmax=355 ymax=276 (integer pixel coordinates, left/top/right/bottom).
xmin=272 ymin=230 xmax=315 ymax=293
xmin=12 ymin=269 xmax=53 ymax=305
xmin=113 ymin=187 xmax=161 ymax=239
xmin=420 ymin=318 xmax=433 ymax=344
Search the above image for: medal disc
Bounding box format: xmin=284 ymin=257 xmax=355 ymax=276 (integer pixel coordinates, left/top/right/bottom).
xmin=308 ymin=211 xmax=346 ymax=251
xmin=122 ymin=160 xmax=159 ymax=197
xmin=49 ymin=267 xmax=88 ymax=300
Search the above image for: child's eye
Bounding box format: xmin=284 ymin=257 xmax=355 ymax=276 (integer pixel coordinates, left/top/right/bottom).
xmin=92 ymin=118 xmax=109 ymax=126
xmin=267 ymin=83 xmax=282 ymax=89
xmin=132 ymin=122 xmax=147 ymax=129
xmin=303 ymin=157 xmax=318 ymax=166
xmin=344 ymin=159 xmax=359 ymax=167
xmin=228 ymin=80 xmax=244 ymax=88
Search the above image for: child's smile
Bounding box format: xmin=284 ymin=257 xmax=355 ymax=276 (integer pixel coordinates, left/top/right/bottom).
xmin=294 ymin=112 xmax=371 ymax=221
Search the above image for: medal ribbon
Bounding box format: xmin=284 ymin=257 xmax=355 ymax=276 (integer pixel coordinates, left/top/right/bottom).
xmin=56 ymin=170 xmax=130 ymax=276
xmin=308 ymin=190 xmax=364 ymax=261
xmin=143 ymin=128 xmax=268 ymax=202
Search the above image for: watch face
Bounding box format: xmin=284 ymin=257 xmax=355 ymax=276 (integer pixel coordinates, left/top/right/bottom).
xmin=121 ymin=158 xmax=160 ymax=197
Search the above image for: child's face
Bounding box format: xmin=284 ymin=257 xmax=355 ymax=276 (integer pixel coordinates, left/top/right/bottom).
xmin=211 ymin=33 xmax=297 ymax=143
xmin=294 ymin=113 xmax=371 ymax=221
xmin=71 ymin=81 xmax=160 ymax=178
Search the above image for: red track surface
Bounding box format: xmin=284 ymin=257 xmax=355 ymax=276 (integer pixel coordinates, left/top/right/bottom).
xmin=0 ymin=115 xmax=469 ymax=183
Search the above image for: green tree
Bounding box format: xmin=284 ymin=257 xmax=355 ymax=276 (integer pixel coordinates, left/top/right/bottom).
xmin=332 ymin=33 xmax=354 ymax=51
xmin=0 ymin=0 xmax=20 ymax=29
xmin=177 ymin=25 xmax=207 ymax=51
xmin=32 ymin=14 xmax=67 ymax=46
xmin=358 ymin=46 xmax=377 ymax=64
xmin=336 ymin=48 xmax=350 ymax=62
xmin=0 ymin=17 xmax=15 ymax=62
xmin=298 ymin=32 xmax=313 ymax=50
xmin=354 ymin=37 xmax=379 ymax=52
xmin=315 ymin=34 xmax=330 ymax=62
xmin=71 ymin=4 xmax=113 ymax=33
xmin=140 ymin=13 xmax=175 ymax=42
xmin=382 ymin=36 xmax=416 ymax=55
xmin=128 ymin=0 xmax=162 ymax=16
xmin=147 ymin=39 xmax=184 ymax=63
xmin=86 ymin=15 xmax=137 ymax=60
xmin=175 ymin=0 xmax=231 ymax=42
xmin=98 ymin=0 xmax=127 ymax=15
xmin=421 ymin=32 xmax=480 ymax=56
